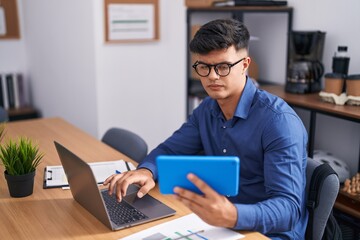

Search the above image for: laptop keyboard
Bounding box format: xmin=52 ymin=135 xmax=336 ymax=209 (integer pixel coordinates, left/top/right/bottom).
xmin=101 ymin=191 xmax=148 ymax=225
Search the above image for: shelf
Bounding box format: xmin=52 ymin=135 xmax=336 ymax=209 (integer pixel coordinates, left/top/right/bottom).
xmin=7 ymin=107 xmax=40 ymax=121
xmin=187 ymin=6 xmax=293 ymax=12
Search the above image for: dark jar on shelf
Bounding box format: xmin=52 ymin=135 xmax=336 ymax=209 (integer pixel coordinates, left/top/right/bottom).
xmin=332 ymin=46 xmax=350 ymax=76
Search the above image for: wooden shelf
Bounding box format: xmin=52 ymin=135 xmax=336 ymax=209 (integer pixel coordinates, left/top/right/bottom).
xmin=7 ymin=107 xmax=40 ymax=121
xmin=187 ymin=6 xmax=293 ymax=11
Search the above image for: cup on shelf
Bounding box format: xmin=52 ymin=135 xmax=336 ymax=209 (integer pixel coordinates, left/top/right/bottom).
xmin=324 ymin=73 xmax=346 ymax=95
xmin=346 ymin=74 xmax=360 ymax=97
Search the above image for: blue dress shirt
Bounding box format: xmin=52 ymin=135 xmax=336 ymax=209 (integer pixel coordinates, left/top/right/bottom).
xmin=139 ymin=78 xmax=308 ymax=239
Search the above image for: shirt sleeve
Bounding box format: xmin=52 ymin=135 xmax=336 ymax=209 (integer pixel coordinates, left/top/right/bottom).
xmin=233 ymin=112 xmax=307 ymax=234
xmin=138 ymin=110 xmax=204 ymax=180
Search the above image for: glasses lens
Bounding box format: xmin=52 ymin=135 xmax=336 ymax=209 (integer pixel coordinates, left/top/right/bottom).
xmin=215 ymin=64 xmax=230 ymax=77
xmin=195 ymin=63 xmax=210 ymax=77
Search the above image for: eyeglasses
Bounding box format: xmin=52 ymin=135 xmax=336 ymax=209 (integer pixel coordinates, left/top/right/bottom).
xmin=192 ymin=58 xmax=246 ymax=77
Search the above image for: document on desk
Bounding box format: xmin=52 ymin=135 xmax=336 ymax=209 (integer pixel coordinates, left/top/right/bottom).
xmin=43 ymin=160 xmax=136 ymax=188
xmin=120 ymin=213 xmax=244 ymax=240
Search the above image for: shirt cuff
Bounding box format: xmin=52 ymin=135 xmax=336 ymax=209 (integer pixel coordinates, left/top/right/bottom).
xmin=137 ymin=162 xmax=158 ymax=180
xmin=234 ymin=204 xmax=257 ymax=230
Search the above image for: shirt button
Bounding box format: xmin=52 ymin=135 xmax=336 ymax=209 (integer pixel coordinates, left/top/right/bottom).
xmin=223 ymin=149 xmax=227 ymax=153
xmin=222 ymin=126 xmax=226 ymax=129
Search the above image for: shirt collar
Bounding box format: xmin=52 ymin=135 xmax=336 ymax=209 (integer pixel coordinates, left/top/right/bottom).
xmin=234 ymin=77 xmax=256 ymax=119
xmin=210 ymin=77 xmax=257 ymax=120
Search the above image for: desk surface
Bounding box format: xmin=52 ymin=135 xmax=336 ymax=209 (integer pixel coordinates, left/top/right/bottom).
xmin=0 ymin=118 xmax=268 ymax=240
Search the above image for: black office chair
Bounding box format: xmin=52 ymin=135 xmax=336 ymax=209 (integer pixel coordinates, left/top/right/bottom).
xmin=101 ymin=127 xmax=148 ymax=163
xmin=305 ymin=157 xmax=340 ymax=240
xmin=0 ymin=107 xmax=9 ymax=122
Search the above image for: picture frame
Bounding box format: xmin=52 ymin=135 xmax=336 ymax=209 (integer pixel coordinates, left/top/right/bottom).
xmin=0 ymin=0 xmax=20 ymax=39
xmin=104 ymin=0 xmax=160 ymax=43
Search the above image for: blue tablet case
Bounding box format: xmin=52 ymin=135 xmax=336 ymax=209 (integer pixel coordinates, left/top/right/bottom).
xmin=156 ymin=155 xmax=240 ymax=196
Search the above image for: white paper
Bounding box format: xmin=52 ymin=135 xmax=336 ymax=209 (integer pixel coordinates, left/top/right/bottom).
xmin=44 ymin=160 xmax=136 ymax=187
xmin=120 ymin=213 xmax=244 ymax=240
xmin=0 ymin=7 xmax=6 ymax=35
xmin=108 ymin=4 xmax=154 ymax=40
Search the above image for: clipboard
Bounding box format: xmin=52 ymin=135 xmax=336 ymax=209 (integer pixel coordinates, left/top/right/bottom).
xmin=43 ymin=160 xmax=136 ymax=189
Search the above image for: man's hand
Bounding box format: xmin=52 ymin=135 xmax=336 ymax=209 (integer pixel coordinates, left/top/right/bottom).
xmin=173 ymin=173 xmax=237 ymax=228
xmin=103 ymin=168 xmax=155 ymax=202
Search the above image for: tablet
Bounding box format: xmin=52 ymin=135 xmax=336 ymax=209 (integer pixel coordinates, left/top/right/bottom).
xmin=156 ymin=155 xmax=240 ymax=196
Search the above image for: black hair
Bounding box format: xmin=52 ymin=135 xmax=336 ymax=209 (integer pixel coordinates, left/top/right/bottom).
xmin=189 ymin=18 xmax=250 ymax=54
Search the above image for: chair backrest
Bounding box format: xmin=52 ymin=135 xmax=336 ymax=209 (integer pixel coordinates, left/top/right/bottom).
xmin=101 ymin=127 xmax=148 ymax=163
xmin=0 ymin=107 xmax=9 ymax=122
xmin=305 ymin=157 xmax=340 ymax=240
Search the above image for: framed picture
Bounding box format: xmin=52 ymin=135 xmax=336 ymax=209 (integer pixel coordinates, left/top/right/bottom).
xmin=0 ymin=0 xmax=20 ymax=39
xmin=104 ymin=0 xmax=159 ymax=43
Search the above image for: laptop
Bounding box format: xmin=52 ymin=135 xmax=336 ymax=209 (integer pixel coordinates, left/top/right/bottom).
xmin=54 ymin=141 xmax=176 ymax=231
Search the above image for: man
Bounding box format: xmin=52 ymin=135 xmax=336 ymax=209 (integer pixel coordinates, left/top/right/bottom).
xmin=104 ymin=19 xmax=308 ymax=239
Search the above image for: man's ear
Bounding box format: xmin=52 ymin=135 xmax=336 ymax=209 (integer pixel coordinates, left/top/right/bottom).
xmin=242 ymin=57 xmax=251 ymax=74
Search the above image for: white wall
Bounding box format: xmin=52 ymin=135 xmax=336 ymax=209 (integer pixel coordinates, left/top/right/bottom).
xmin=21 ymin=0 xmax=99 ymax=137
xmin=0 ymin=0 xmax=359 ymax=171
xmin=93 ymin=0 xmax=186 ymax=150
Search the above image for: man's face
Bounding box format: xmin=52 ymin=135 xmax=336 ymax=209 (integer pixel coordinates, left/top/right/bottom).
xmin=194 ymin=46 xmax=250 ymax=102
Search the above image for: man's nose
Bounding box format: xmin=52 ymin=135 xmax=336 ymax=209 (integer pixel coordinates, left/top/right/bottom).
xmin=208 ymin=66 xmax=220 ymax=79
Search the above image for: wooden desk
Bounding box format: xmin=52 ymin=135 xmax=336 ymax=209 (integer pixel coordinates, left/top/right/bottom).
xmin=0 ymin=118 xmax=268 ymax=240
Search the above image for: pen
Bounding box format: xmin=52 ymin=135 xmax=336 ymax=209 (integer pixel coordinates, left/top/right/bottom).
xmin=172 ymin=229 xmax=205 ymax=240
xmin=125 ymin=161 xmax=131 ymax=171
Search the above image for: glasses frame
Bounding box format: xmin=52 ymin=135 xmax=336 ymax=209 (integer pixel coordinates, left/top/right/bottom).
xmin=192 ymin=57 xmax=246 ymax=77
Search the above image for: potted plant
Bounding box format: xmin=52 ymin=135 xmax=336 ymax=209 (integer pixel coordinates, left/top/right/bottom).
xmin=0 ymin=125 xmax=44 ymax=197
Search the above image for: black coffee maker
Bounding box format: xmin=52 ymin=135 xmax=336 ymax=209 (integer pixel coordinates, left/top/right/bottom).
xmin=286 ymin=31 xmax=326 ymax=93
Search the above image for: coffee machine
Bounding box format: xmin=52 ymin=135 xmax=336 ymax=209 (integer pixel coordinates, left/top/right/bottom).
xmin=286 ymin=31 xmax=326 ymax=93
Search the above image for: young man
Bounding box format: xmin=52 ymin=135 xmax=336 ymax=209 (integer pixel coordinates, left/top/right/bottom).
xmin=104 ymin=19 xmax=308 ymax=239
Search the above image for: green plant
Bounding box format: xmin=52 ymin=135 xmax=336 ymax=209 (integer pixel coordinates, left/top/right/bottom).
xmin=0 ymin=137 xmax=44 ymax=175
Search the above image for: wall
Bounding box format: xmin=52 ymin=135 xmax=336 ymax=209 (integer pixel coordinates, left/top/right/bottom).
xmin=21 ymin=0 xmax=99 ymax=137
xmin=93 ymin=0 xmax=186 ymax=150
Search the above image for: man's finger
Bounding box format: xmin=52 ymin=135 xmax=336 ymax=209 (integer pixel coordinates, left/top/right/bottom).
xmin=187 ymin=173 xmax=217 ymax=197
